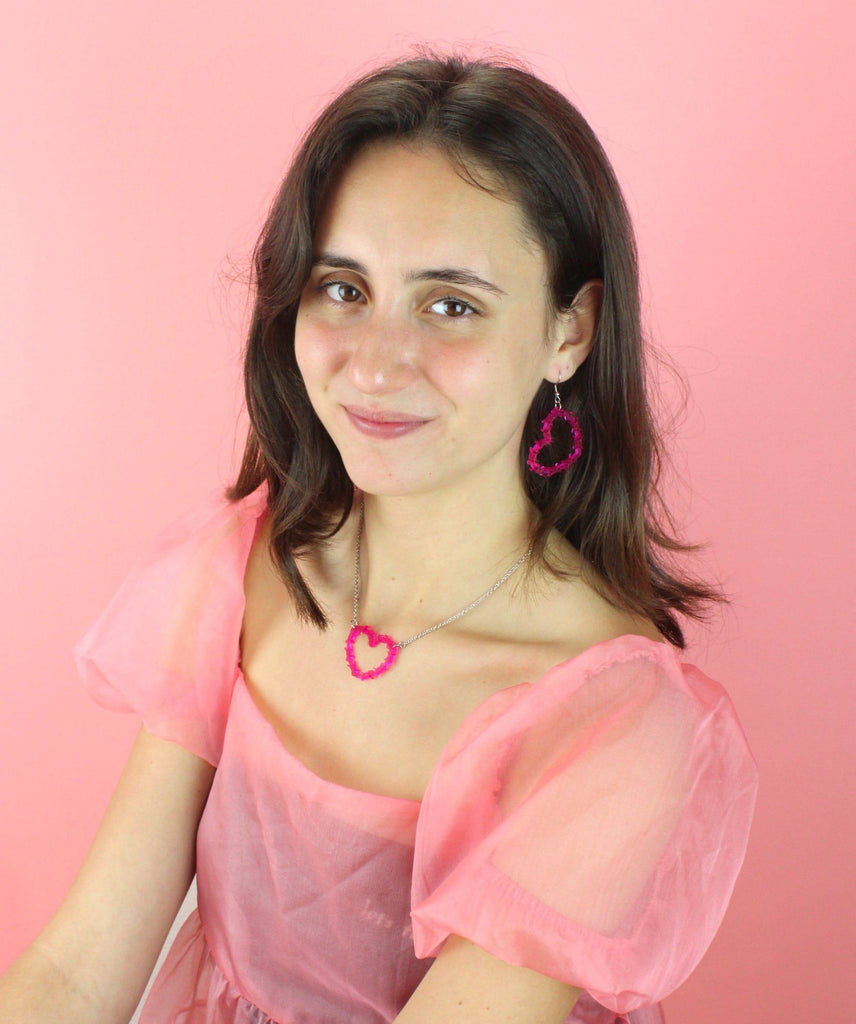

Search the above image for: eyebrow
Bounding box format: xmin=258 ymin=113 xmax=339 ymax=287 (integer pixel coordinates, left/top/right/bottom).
xmin=310 ymin=252 xmax=507 ymax=297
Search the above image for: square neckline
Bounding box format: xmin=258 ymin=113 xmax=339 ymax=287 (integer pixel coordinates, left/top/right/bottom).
xmin=233 ymin=482 xmax=674 ymax=809
xmin=234 ymin=664 xmax=534 ymax=808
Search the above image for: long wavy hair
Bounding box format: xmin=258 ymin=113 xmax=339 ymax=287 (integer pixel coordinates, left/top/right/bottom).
xmin=224 ymin=46 xmax=728 ymax=649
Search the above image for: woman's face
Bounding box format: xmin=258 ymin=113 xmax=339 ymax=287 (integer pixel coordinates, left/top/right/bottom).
xmin=295 ymin=140 xmax=577 ymax=497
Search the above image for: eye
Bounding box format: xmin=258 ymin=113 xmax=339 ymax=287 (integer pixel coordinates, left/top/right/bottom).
xmin=319 ymin=281 xmax=364 ymax=305
xmin=428 ymin=296 xmax=480 ymax=318
xmin=315 ymin=280 xmax=480 ymax=318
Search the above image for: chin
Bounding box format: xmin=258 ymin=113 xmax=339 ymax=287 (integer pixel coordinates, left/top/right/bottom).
xmin=340 ymin=461 xmax=442 ymax=498
xmin=345 ymin=475 xmax=429 ymax=498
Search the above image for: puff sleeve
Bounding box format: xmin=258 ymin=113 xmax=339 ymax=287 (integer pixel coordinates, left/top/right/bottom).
xmin=409 ymin=634 xmax=758 ymax=1016
xmin=71 ymin=483 xmax=267 ymax=767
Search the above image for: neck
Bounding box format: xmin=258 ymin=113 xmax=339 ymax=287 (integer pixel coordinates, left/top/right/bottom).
xmin=351 ymin=478 xmax=540 ymax=638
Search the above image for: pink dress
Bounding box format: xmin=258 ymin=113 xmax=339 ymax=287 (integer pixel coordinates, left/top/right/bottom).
xmin=72 ymin=481 xmax=758 ymax=1024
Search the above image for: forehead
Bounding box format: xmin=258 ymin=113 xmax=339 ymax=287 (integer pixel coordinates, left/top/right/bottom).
xmin=314 ymin=141 xmax=545 ymax=276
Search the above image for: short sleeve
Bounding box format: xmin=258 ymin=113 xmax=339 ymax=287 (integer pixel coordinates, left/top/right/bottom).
xmin=71 ymin=482 xmax=268 ymax=767
xmin=409 ymin=634 xmax=759 ymax=1016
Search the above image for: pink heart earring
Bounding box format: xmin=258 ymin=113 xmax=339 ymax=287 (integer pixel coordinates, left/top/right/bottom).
xmin=526 ymin=377 xmax=584 ymax=477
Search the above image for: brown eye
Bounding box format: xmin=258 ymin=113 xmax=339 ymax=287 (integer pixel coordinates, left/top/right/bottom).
xmin=428 ymin=296 xmax=479 ymax=318
xmin=320 ymin=281 xmax=364 ymax=304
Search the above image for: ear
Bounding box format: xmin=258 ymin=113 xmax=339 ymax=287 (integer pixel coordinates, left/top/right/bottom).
xmin=548 ymin=279 xmax=603 ymax=380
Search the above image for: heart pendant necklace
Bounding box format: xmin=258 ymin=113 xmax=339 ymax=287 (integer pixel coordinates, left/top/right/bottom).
xmin=345 ymin=493 xmax=534 ymax=680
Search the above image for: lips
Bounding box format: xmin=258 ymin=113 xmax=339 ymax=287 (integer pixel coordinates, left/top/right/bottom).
xmin=343 ymin=404 xmax=429 ymax=425
xmin=343 ymin=407 xmax=430 ymax=439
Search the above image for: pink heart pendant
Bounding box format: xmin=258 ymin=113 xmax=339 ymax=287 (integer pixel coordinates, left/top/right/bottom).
xmin=526 ymin=407 xmax=583 ymax=477
xmin=345 ymin=625 xmax=400 ymax=680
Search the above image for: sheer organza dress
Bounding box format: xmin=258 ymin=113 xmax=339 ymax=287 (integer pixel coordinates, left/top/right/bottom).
xmin=72 ymin=480 xmax=758 ymax=1024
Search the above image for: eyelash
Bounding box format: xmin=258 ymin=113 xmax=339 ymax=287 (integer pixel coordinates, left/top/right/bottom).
xmin=316 ymin=280 xmax=481 ymax=318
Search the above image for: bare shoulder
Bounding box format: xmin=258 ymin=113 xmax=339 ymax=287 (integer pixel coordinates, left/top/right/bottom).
xmin=239 ymin=504 xmax=355 ymax=669
xmin=612 ymin=609 xmax=666 ymax=644
xmin=513 ymin=530 xmax=667 ymax=653
xmin=243 ymin=499 xmax=353 ymax=593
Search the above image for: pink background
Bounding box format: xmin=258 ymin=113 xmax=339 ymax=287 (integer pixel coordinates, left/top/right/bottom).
xmin=2 ymin=3 xmax=854 ymax=1022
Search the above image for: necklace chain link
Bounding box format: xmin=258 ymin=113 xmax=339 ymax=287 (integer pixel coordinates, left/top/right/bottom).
xmin=351 ymin=494 xmax=534 ymax=649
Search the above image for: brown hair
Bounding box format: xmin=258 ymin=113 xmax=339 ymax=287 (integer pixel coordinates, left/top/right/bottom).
xmin=224 ymin=46 xmax=729 ymax=649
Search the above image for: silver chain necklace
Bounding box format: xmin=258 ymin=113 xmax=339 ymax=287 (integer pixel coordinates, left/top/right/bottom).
xmin=344 ymin=493 xmax=534 ymax=680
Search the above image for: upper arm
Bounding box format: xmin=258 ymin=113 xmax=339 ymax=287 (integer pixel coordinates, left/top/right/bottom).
xmin=394 ymin=934 xmax=582 ymax=1024
xmin=32 ymin=724 xmax=215 ymax=1023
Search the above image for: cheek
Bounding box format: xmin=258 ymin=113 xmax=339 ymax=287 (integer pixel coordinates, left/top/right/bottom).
xmin=293 ymin=317 xmax=337 ymax=387
xmin=428 ymin=346 xmax=490 ymax=404
xmin=438 ymin=346 xmax=540 ymax=442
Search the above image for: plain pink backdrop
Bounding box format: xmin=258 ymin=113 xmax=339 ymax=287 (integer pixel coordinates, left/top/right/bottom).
xmin=2 ymin=3 xmax=854 ymax=1022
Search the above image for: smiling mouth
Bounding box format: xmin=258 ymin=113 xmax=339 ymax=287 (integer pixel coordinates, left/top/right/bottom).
xmin=343 ymin=404 xmax=430 ymax=424
xmin=343 ymin=407 xmax=431 ymax=437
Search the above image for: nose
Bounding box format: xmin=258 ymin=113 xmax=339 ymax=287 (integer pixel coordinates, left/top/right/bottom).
xmin=345 ymin=318 xmax=418 ymax=396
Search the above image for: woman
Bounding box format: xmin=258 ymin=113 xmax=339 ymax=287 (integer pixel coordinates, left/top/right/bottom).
xmin=0 ymin=49 xmax=758 ymax=1024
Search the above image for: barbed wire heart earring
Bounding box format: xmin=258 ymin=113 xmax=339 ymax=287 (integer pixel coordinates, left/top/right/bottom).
xmin=526 ymin=377 xmax=584 ymax=477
